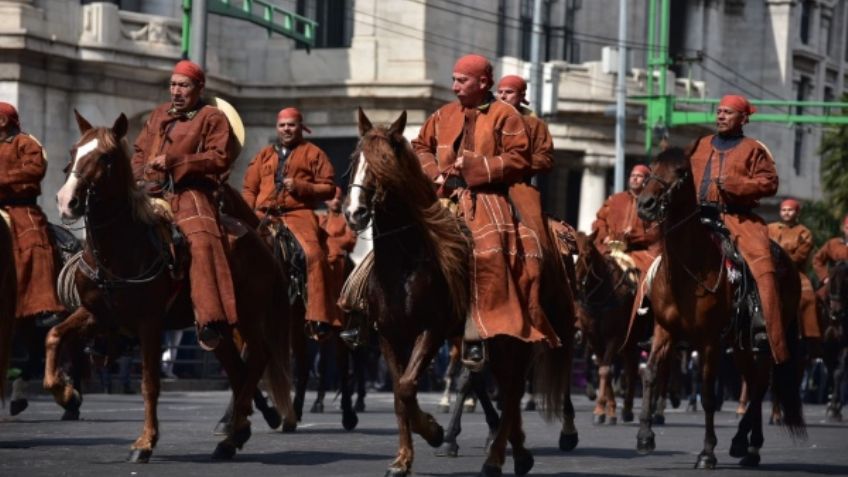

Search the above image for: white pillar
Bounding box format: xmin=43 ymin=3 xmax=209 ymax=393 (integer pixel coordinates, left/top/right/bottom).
xmin=577 ymin=166 xmax=610 ymax=233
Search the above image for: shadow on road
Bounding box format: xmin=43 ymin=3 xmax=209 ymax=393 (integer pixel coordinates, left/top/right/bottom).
xmin=162 ymin=450 xmax=391 ymax=466
xmin=0 ymin=437 xmax=133 ymax=449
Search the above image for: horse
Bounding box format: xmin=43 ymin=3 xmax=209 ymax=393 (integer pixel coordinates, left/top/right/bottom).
xmin=344 ymin=108 xmax=572 ymax=476
xmin=634 ymin=146 xmax=806 ymax=469
xmin=822 ymin=261 xmax=848 ymax=421
xmin=573 ymin=231 xmax=641 ymax=425
xmin=0 ymin=212 xmax=17 ymax=408
xmin=47 ymin=111 xmax=294 ymax=462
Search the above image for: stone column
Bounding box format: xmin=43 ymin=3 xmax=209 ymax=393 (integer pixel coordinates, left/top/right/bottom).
xmin=577 ymin=152 xmax=614 ymax=233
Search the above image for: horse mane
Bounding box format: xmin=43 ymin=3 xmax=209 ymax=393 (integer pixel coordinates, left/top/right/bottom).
xmin=358 ymin=127 xmax=470 ymax=319
xmin=90 ymin=128 xmax=159 ymax=226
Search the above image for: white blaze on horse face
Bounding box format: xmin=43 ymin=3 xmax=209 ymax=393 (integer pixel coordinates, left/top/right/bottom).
xmin=345 ymin=152 xmax=369 ymax=225
xmin=57 ymin=138 xmax=99 ymax=218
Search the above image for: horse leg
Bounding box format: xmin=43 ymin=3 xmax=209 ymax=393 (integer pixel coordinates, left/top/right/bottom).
xmin=593 ymin=362 xmax=609 ymax=425
xmin=290 ymin=304 xmax=308 ymax=427
xmin=559 ymin=345 xmax=579 ymax=452
xmin=481 ymin=339 xmax=529 ymax=476
xmin=622 ymin=345 xmax=638 ymax=423
xmin=694 ymin=344 xmax=719 ymax=469
xmin=438 ymin=342 xmax=459 ymax=413
xmin=128 ymin=322 xmax=164 ymax=463
xmin=336 ymin=335 xmax=358 ymax=431
xmin=602 ymin=347 xmax=618 ymax=424
xmin=507 ymin=392 xmax=534 ymax=477
xmin=434 ymin=365 xmax=472 ymax=457
xmin=737 ymin=379 xmax=749 ymax=417
xmin=475 ymin=369 xmax=501 ymax=450
xmin=637 ymin=323 xmax=670 ymax=454
xmin=732 ymin=350 xmax=769 ymax=467
xmin=353 ymin=344 xmax=367 ymax=412
xmin=310 ymin=338 xmax=331 ymax=414
xmin=44 ymin=308 xmax=95 ymax=419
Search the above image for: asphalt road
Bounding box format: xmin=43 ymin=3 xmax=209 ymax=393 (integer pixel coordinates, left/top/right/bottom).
xmin=1 ymin=390 xmax=846 ymax=476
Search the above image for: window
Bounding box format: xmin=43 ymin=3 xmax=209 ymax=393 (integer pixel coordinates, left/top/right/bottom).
xmin=561 ymin=0 xmax=580 ymax=63
xmin=520 ymin=0 xmax=533 ymax=61
xmin=497 ymin=0 xmax=507 ymax=57
xmin=822 ymin=16 xmax=833 ymax=56
xmin=296 ymin=0 xmax=352 ymax=49
xmin=800 ymin=0 xmax=813 ymax=45
xmin=793 ymin=76 xmax=811 ymax=175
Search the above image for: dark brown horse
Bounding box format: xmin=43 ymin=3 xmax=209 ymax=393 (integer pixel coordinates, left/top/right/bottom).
xmin=344 ymin=109 xmax=571 ymax=476
xmin=822 ymin=261 xmax=848 ymax=420
xmin=0 ymin=213 xmax=16 ymax=405
xmin=573 ymin=231 xmax=641 ymax=425
xmin=47 ymin=111 xmax=294 ymax=462
xmin=635 ymin=147 xmax=805 ymax=469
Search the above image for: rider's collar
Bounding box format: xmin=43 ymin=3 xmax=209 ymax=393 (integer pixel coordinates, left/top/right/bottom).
xmin=167 ymin=101 xmax=204 ymax=120
xmin=712 ymin=131 xmax=744 ymax=151
xmin=462 ymin=92 xmax=495 ymax=112
xmin=1 ymin=129 xmax=20 ymax=143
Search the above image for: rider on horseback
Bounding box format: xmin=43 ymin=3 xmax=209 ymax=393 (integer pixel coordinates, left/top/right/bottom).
xmin=319 ymin=187 xmax=359 ymax=343
xmin=689 ymin=94 xmax=787 ymax=363
xmin=242 ymin=107 xmax=339 ymax=340
xmin=131 ymin=60 xmax=237 ymax=351
xmin=0 ymin=102 xmax=65 ymax=413
xmin=592 ymin=164 xmax=661 ymax=283
xmin=813 ymin=214 xmax=848 ymax=289
xmin=768 ymin=199 xmax=821 ymax=342
xmin=412 ymin=55 xmax=561 ymax=367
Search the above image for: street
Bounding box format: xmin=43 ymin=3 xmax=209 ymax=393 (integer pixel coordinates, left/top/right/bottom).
xmin=1 ymin=390 xmax=846 ymax=476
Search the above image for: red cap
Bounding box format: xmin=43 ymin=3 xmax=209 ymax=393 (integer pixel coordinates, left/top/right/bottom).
xmin=631 ymin=164 xmax=651 ymax=176
xmin=0 ymin=102 xmax=20 ymax=128
xmin=172 ymin=60 xmax=205 ymax=87
xmin=453 ymin=54 xmax=493 ymax=82
xmin=719 ymin=94 xmax=756 ymax=116
xmin=277 ymin=107 xmax=311 ymax=134
xmin=780 ymin=198 xmax=800 ymax=211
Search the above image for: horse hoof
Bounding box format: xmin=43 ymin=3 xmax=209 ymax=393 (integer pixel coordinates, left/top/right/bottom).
xmin=729 ymin=436 xmax=748 ymax=458
xmin=310 ymin=401 xmax=324 ymax=413
xmin=585 ymin=383 xmax=597 ymax=401
xmin=479 ymin=463 xmax=503 ymax=477
xmin=434 ymin=441 xmax=459 ymax=457
xmin=592 ymin=414 xmax=605 ymax=426
xmin=232 ymin=425 xmax=251 ymax=449
xmin=213 ymin=421 xmax=232 ymax=436
xmin=636 ymin=435 xmax=655 ymax=454
xmin=211 ymin=442 xmax=236 ymax=460
xmin=622 ymin=410 xmax=634 ymax=423
xmin=10 ymin=398 xmax=28 ymax=416
xmin=606 ymin=416 xmax=618 ymax=426
xmin=513 ymin=449 xmax=534 ymax=476
xmin=559 ymin=431 xmax=578 ymax=451
xmin=384 ymin=466 xmax=409 ymax=477
xmin=342 ymin=410 xmax=359 ymax=431
xmin=282 ymin=420 xmax=297 ymax=433
xmin=740 ymin=453 xmax=760 ymax=467
xmin=354 ymin=398 xmax=365 ymax=413
xmin=127 ymin=448 xmax=152 ymax=463
xmin=61 ymin=408 xmax=80 ymax=421
xmin=524 ymin=400 xmax=536 ymax=411
xmin=261 ymin=407 xmax=282 ymax=430
xmin=437 ymin=403 xmax=450 ymax=414
xmin=669 ymin=394 xmax=681 ymax=409
xmin=652 ymin=414 xmax=665 ymax=426
xmin=424 ymin=423 xmax=445 ymax=448
xmin=695 ymin=452 xmax=717 ymax=469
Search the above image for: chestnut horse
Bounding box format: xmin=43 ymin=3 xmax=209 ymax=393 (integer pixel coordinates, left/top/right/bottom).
xmin=48 ymin=111 xmax=294 ymax=462
xmin=344 ymin=109 xmax=571 ymax=476
xmin=573 ymin=231 xmax=641 ymax=425
xmin=635 ymin=147 xmax=805 ymax=469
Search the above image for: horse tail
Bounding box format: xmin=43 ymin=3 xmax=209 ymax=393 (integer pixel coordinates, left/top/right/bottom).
xmin=261 ymin=266 xmax=294 ymax=425
xmin=771 ymin=315 xmax=807 ymax=439
xmin=532 ymin=340 xmax=569 ymax=422
xmin=0 ymin=219 xmax=16 ymax=402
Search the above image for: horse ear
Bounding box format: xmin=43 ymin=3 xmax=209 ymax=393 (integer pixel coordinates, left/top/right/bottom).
xmin=358 ymin=107 xmax=373 ymax=137
xmin=112 ymin=113 xmax=128 ymax=140
xmin=387 ymin=110 xmax=407 ymax=138
xmin=74 ymin=109 xmax=93 ymax=134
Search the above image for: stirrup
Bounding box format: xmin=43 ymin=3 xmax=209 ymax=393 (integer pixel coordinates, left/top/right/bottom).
xmin=197 ymin=323 xmax=222 ymax=351
xmin=461 ymin=340 xmax=487 ymax=372
xmin=304 ymin=321 xmax=332 ymax=342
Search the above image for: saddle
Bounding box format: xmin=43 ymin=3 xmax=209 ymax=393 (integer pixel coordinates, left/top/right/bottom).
xmin=266 ymin=221 xmax=307 ymax=305
xmin=698 ymin=206 xmax=766 ymax=349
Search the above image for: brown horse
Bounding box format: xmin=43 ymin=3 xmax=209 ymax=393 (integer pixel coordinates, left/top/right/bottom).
xmin=47 ymin=111 xmax=294 ymax=462
xmin=344 ymin=109 xmax=571 ymax=477
xmin=822 ymin=261 xmax=848 ymax=420
xmin=573 ymin=231 xmax=641 ymax=425
xmin=635 ymin=146 xmax=805 ymax=469
xmin=0 ymin=213 xmax=16 ymax=404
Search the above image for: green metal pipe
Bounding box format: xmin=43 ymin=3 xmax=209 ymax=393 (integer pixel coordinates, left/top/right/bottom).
xmin=181 ymin=0 xmax=192 ymax=59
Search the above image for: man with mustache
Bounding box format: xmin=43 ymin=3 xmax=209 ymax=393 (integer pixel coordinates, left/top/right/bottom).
xmin=131 ymin=60 xmax=236 ymax=351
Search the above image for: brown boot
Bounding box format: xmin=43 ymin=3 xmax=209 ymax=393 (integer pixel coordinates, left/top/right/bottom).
xmin=755 ymin=272 xmax=789 ymax=364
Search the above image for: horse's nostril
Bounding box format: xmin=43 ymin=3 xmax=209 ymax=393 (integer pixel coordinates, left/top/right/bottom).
xmin=352 ymin=207 xmax=367 ymax=222
xmin=68 ymin=197 xmax=78 ymax=210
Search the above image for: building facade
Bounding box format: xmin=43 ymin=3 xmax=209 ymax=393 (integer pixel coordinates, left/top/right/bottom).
xmin=0 ymin=0 xmax=841 ymax=230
